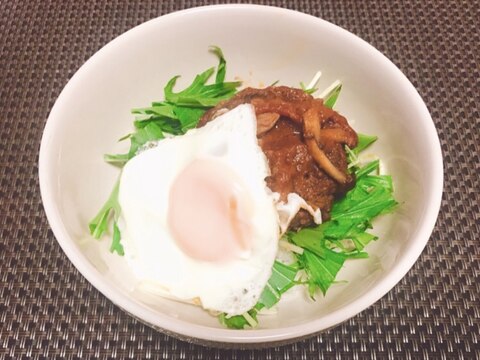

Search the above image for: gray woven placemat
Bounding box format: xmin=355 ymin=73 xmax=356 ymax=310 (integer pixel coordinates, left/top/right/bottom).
xmin=1 ymin=0 xmax=479 ymax=358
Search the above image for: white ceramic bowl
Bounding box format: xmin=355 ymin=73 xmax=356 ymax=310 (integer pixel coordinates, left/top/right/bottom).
xmin=39 ymin=5 xmax=443 ymax=346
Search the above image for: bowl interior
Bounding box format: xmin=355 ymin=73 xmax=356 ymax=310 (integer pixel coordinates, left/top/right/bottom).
xmin=39 ymin=5 xmax=442 ymax=344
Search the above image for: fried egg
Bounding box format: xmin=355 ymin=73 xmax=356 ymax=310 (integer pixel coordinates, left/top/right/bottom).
xmin=118 ymin=104 xmax=280 ymax=316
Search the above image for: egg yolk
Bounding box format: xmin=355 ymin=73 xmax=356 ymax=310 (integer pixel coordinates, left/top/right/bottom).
xmin=168 ymin=159 xmax=254 ymax=262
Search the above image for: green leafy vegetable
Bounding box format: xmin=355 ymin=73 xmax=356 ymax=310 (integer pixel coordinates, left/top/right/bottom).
xmin=346 ymin=133 xmax=378 ymax=171
xmin=110 ymin=221 xmax=124 ymax=256
xmin=129 ymin=122 xmax=165 ymax=156
xmin=163 ymin=46 xmax=240 ymax=108
xmin=354 ymin=159 xmax=380 ymax=178
xmin=299 ymin=248 xmax=347 ymax=296
xmin=218 ymin=261 xmax=297 ymax=329
xmin=132 ymin=107 xmax=181 ymax=134
xmin=290 ymin=227 xmax=328 ymax=256
xmin=104 ymin=46 xmax=241 ymax=166
xmin=300 ymin=81 xmax=317 ymax=94
xmin=105 ymin=121 xmax=166 ymax=167
xmin=88 ymin=178 xmax=124 ymax=255
xmin=103 ymin=153 xmax=129 ymax=166
xmin=218 ymin=309 xmax=258 ymax=329
xmin=210 ymin=45 xmax=226 ymax=84
xmin=323 ymin=82 xmax=342 ymax=108
xmin=300 ymin=71 xmax=322 ymax=95
xmin=173 ymin=106 xmax=206 ymax=133
xmin=354 ymin=133 xmax=378 ymax=155
xmin=256 ymin=261 xmax=298 ymax=309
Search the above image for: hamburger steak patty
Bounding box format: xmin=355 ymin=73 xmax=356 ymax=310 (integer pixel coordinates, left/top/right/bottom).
xmin=198 ymin=86 xmax=358 ymax=229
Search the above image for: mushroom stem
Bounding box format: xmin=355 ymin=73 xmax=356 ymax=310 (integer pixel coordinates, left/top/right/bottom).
xmin=303 ymin=108 xmax=321 ymax=143
xmin=305 ymin=138 xmax=347 ymax=183
xmin=303 ymin=107 xmax=347 ymax=184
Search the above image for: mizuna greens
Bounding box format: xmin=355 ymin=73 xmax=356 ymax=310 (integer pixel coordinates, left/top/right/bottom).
xmin=89 ymin=47 xmax=397 ymax=328
xmin=103 ymin=46 xmax=240 ymax=167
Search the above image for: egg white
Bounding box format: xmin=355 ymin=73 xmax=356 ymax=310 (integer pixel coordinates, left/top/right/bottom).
xmin=118 ymin=104 xmax=280 ymax=316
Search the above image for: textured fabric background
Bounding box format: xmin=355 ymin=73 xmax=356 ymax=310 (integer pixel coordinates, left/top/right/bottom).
xmin=1 ymin=0 xmax=479 ymax=359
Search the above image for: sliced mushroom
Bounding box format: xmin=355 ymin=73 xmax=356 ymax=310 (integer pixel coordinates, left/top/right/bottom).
xmin=256 ymin=112 xmax=281 ymax=136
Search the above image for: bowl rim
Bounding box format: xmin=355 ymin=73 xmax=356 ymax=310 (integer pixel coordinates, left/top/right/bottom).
xmin=39 ymin=4 xmax=444 ymax=344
